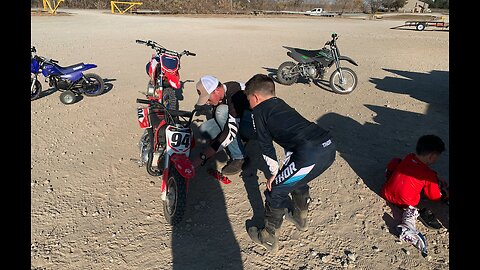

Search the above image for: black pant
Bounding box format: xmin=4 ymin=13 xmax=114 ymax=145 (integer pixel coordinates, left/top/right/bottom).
xmin=265 ymin=139 xmax=336 ymax=209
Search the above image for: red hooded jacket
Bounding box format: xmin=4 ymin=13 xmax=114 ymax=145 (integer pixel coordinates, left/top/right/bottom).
xmin=381 ymin=153 xmax=442 ymax=208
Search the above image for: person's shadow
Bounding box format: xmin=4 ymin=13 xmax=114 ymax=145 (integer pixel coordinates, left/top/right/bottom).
xmin=169 ymin=119 xmax=243 ymax=270
xmin=239 ymin=139 xmax=271 ymax=230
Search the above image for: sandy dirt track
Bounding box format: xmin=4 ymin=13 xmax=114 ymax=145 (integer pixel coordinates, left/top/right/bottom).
xmin=31 ymin=9 xmax=449 ymax=270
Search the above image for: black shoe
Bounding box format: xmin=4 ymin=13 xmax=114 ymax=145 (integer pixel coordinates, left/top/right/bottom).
xmin=418 ymin=208 xmax=443 ymax=230
xmin=221 ymin=159 xmax=244 ymax=175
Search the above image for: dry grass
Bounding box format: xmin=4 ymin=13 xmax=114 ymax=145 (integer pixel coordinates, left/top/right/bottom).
xmin=31 ymin=9 xmax=72 ymax=16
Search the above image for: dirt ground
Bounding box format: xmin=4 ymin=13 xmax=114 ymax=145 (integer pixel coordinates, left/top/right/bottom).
xmin=31 ymin=9 xmax=449 ymax=270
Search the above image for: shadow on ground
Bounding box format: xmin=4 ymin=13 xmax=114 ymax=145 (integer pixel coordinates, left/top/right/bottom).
xmin=169 ymin=120 xmax=244 ymax=270
xmin=316 ymin=68 xmax=449 ymax=230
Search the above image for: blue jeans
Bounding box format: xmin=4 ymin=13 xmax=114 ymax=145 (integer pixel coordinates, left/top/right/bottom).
xmin=199 ymin=104 xmax=254 ymax=160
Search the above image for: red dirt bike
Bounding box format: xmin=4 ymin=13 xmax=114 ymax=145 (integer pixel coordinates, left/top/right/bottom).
xmin=137 ymin=98 xmax=199 ymax=225
xmin=135 ymin=39 xmax=196 ymax=110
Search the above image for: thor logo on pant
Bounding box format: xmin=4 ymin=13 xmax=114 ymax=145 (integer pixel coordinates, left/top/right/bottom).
xmin=275 ymin=162 xmax=297 ymax=185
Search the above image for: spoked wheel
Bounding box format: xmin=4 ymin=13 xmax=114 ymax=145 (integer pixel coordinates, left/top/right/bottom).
xmin=59 ymin=90 xmax=77 ymax=105
xmin=163 ymin=166 xmax=187 ymax=226
xmin=82 ymin=73 xmax=105 ymax=96
xmin=329 ymin=67 xmax=358 ymax=94
xmin=162 ymin=87 xmax=178 ymax=111
xmin=31 ymin=78 xmax=42 ymax=101
xmin=276 ymin=61 xmax=299 ymax=85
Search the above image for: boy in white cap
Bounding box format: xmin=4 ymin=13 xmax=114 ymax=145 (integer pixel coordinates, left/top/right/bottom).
xmin=191 ymin=75 xmax=255 ymax=175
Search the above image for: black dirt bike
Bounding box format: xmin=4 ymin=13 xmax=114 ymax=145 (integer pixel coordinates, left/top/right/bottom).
xmin=276 ymin=32 xmax=358 ymax=94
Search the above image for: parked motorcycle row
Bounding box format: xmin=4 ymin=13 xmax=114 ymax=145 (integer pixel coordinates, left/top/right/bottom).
xmin=31 ymin=33 xmax=358 ymax=226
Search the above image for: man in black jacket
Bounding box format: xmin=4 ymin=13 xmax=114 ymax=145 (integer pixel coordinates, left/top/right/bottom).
xmin=244 ymin=74 xmax=336 ymax=252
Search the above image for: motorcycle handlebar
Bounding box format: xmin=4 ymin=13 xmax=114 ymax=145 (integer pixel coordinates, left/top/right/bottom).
xmin=182 ymin=50 xmax=196 ymax=57
xmin=325 ymin=34 xmax=338 ymax=47
xmin=36 ymin=55 xmax=58 ymax=64
xmin=136 ymin=98 xmax=194 ymax=118
xmin=136 ymin=39 xmax=195 ymax=57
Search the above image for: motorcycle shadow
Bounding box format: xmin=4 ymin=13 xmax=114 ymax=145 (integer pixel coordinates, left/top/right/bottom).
xmin=313 ymin=79 xmax=336 ymax=93
xmin=36 ymin=87 xmax=58 ymax=100
xmin=262 ymin=66 xmax=322 ymax=87
xmin=102 ymin=77 xmax=116 ymax=95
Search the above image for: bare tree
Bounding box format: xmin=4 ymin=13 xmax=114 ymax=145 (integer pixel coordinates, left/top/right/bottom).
xmin=365 ymin=0 xmax=383 ymax=13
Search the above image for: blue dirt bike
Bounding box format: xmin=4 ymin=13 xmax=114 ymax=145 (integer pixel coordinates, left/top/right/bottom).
xmin=31 ymin=46 xmax=105 ymax=104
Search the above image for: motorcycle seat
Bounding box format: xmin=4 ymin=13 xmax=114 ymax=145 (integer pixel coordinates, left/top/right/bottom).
xmin=54 ymin=62 xmax=87 ymax=74
xmin=283 ymin=46 xmax=328 ymax=63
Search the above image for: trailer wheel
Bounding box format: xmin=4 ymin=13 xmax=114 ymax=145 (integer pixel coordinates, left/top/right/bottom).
xmin=416 ymin=23 xmax=426 ymax=31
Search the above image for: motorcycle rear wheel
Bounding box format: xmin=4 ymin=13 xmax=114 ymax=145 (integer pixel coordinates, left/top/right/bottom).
xmin=329 ymin=67 xmax=358 ymax=95
xmin=162 ymin=87 xmax=178 ymax=110
xmin=82 ymin=73 xmax=105 ymax=96
xmin=163 ymin=165 xmax=187 ymax=226
xmin=276 ymin=61 xmax=299 ymax=85
xmin=31 ymin=78 xmax=42 ymax=101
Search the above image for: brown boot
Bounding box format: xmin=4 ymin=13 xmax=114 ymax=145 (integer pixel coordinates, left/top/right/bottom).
xmin=247 ymin=203 xmax=284 ymax=252
xmin=285 ymin=189 xmax=311 ymax=231
xmin=221 ymin=159 xmax=244 ymax=175
xmin=247 ymin=226 xmax=278 ymax=252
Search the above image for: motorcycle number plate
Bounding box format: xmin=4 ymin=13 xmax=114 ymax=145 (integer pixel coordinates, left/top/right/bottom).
xmin=137 ymin=107 xmax=151 ymax=128
xmin=165 ymin=125 xmax=192 ymax=155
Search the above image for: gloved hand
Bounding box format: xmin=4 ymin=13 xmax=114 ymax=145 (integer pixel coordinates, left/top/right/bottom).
xmin=438 ymin=178 xmax=449 ymax=205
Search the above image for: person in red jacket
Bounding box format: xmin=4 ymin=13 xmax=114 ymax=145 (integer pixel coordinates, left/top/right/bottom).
xmin=381 ymin=134 xmax=448 ymax=257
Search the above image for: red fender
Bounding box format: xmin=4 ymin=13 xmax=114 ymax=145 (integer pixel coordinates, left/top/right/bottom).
xmin=148 ymin=56 xmax=159 ymax=83
xmin=164 ymin=71 xmax=181 ymax=89
xmin=170 ymin=154 xmax=195 ymax=179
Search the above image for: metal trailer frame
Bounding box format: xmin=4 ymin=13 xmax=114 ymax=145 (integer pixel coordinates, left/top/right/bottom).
xmin=390 ymin=20 xmax=449 ymax=31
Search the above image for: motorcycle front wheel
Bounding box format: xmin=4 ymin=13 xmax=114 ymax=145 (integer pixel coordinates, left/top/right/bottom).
xmin=31 ymin=78 xmax=42 ymax=101
xmin=82 ymin=73 xmax=105 ymax=96
xmin=329 ymin=67 xmax=358 ymax=95
xmin=163 ymin=165 xmax=187 ymax=226
xmin=276 ymin=61 xmax=299 ymax=85
xmin=162 ymin=87 xmax=178 ymax=110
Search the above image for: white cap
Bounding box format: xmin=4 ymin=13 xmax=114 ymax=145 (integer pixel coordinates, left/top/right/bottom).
xmin=196 ymin=75 xmax=219 ymax=105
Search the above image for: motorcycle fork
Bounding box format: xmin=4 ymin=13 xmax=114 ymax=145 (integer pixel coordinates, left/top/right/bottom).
xmin=160 ymin=163 xmax=170 ymax=200
xmin=332 ymin=48 xmax=346 ymax=84
xmin=160 ymin=149 xmax=176 ymax=201
xmin=157 ymin=73 xmax=168 ymax=103
xmin=31 ymin=75 xmax=38 ymax=90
